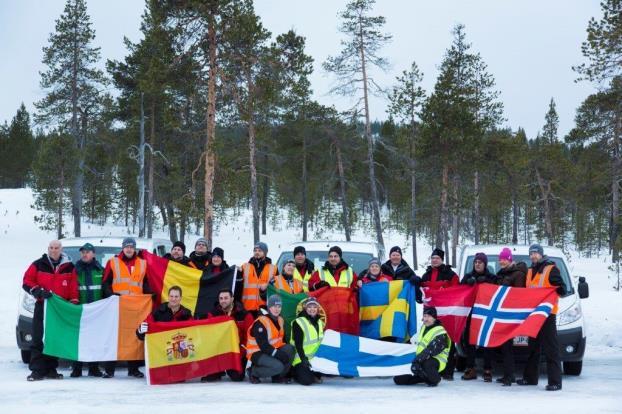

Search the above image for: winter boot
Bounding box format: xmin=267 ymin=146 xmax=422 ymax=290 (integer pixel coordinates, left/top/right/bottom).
xmin=27 ymin=372 xmax=45 ymax=382
xmin=545 ymin=384 xmax=562 ymax=391
xmin=88 ymin=367 xmax=103 ymax=377
xmin=483 ymin=370 xmax=493 ymax=382
xmin=70 ymin=368 xmax=82 ymax=378
xmin=128 ymin=368 xmax=144 ymax=378
xmin=46 ymin=369 xmax=64 ymax=379
xmin=461 ymin=368 xmax=477 ymax=380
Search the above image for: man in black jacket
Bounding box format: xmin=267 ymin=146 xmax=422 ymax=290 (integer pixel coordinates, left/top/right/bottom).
xmin=188 ymin=238 xmax=211 ymax=270
xmin=394 ymin=307 xmax=450 ymax=387
xmin=164 ymin=241 xmax=191 ymax=266
xmin=460 ymin=252 xmax=499 ymax=382
xmin=136 ymin=286 xmax=193 ymax=340
xmin=381 ymin=246 xmax=417 ymax=281
xmin=518 ymin=244 xmax=566 ymax=391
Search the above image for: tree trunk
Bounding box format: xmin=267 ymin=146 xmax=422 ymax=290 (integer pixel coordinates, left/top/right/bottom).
xmin=473 ymin=171 xmax=480 ymax=245
xmin=247 ymin=75 xmax=260 ymax=244
xmin=409 ymin=125 xmax=418 ymax=269
xmin=138 ymin=93 xmax=146 ymax=237
xmin=70 ymin=28 xmax=82 ymax=237
xmin=203 ymin=8 xmax=218 ymax=250
xmin=58 ymin=165 xmax=64 ymax=240
xmin=358 ymin=19 xmax=385 ymax=259
xmin=451 ymin=175 xmax=459 ymax=267
xmin=147 ymin=102 xmax=156 ymax=238
xmin=440 ymin=164 xmax=449 ymax=251
xmin=261 ymin=154 xmax=268 ymax=235
xmin=535 ymin=168 xmax=554 ymax=245
xmin=334 ymin=134 xmax=351 ymax=241
xmin=511 ymin=186 xmax=519 ymax=245
xmin=612 ymin=113 xmax=621 ymax=262
xmin=166 ymin=203 xmax=178 ymax=242
xmin=302 ymin=134 xmax=308 ymax=242
xmin=180 ymin=215 xmax=186 ymax=243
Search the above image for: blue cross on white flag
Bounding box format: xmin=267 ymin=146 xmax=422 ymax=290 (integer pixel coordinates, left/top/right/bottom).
xmin=311 ymin=330 xmax=416 ymax=377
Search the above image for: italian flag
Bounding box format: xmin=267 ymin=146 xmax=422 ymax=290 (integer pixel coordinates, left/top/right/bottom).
xmin=43 ymin=294 xmax=152 ymax=362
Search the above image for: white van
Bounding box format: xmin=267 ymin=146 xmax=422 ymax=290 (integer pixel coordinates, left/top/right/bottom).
xmin=457 ymin=244 xmax=589 ymax=375
xmin=275 ymin=241 xmax=383 ymax=275
xmin=16 ymin=236 xmax=173 ymax=363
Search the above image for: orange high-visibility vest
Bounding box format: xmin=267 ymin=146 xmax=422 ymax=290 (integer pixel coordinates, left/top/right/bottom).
xmin=526 ymin=264 xmax=558 ymax=314
xmin=110 ymin=256 xmax=146 ymax=296
xmin=273 ymin=274 xmax=305 ymax=294
xmin=241 ymin=262 xmax=277 ymax=311
xmin=246 ymin=315 xmax=285 ymax=360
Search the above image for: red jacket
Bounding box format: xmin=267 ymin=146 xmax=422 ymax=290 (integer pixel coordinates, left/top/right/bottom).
xmin=359 ymin=271 xmax=393 ymax=284
xmin=421 ymin=264 xmax=459 ymax=290
xmin=22 ymin=254 xmax=79 ymax=303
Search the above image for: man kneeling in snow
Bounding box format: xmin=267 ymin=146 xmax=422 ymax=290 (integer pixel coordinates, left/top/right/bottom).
xmin=393 ymin=307 xmax=451 ymax=387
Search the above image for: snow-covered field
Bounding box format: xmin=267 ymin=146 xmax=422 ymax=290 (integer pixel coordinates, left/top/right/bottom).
xmin=0 ymin=188 xmax=620 ymax=413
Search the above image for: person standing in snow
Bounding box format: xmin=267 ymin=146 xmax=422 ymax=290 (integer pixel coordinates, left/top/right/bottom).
xmin=357 ymin=257 xmax=393 ymax=286
xmin=308 ymin=246 xmax=358 ymax=291
xmin=272 ymin=260 xmax=305 ymax=294
xmin=420 ymin=248 xmax=459 ymax=380
xmin=495 ymin=247 xmax=527 ymax=386
xmin=240 ymin=242 xmax=277 ymax=316
xmin=393 ymin=307 xmax=451 ymax=387
xmin=70 ymin=243 xmax=105 ymax=378
xmin=292 ymin=246 xmax=315 ymax=292
xmin=188 ymin=238 xmax=211 ymax=270
xmin=164 ymin=241 xmax=191 ymax=266
xmin=101 ymin=237 xmax=150 ymax=378
xmin=460 ymin=252 xmax=498 ymax=382
xmin=23 ymin=240 xmax=79 ymax=381
xmin=517 ymin=244 xmax=566 ymax=391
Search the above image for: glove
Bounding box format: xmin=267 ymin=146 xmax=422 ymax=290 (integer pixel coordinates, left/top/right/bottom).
xmin=476 ymin=276 xmax=487 ymax=284
xmin=31 ymin=287 xmax=52 ymax=299
xmin=300 ymin=358 xmax=311 ymax=369
xmin=315 ymin=281 xmax=331 ymax=290
xmin=465 ymin=277 xmax=476 ymax=286
xmin=274 ymin=348 xmax=290 ymax=365
xmin=138 ymin=322 xmax=148 ymax=334
xmin=411 ymin=359 xmax=423 ymax=375
xmin=409 ymin=275 xmax=422 ymax=286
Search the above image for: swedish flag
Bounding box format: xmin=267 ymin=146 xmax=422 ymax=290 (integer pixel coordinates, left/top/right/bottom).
xmin=359 ymin=280 xmax=417 ymax=342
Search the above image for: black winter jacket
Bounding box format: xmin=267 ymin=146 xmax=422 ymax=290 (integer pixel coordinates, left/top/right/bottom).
xmin=381 ymin=259 xmax=416 ymax=280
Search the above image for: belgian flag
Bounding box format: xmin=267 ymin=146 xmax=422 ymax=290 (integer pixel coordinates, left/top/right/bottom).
xmin=142 ymin=250 xmax=237 ymax=317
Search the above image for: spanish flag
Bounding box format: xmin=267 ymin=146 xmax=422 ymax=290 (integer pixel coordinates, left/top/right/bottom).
xmin=359 ymin=280 xmax=417 ymax=342
xmin=142 ymin=250 xmax=237 ymax=316
xmin=145 ymin=316 xmax=241 ymax=385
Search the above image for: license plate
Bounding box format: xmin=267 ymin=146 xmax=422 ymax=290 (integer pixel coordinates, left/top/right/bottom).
xmin=513 ymin=336 xmax=529 ymax=346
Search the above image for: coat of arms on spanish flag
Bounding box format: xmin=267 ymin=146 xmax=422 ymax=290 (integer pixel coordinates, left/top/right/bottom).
xmin=145 ymin=316 xmax=241 ymax=385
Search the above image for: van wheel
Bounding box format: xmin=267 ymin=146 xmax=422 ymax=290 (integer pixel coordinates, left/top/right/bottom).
xmin=21 ymin=350 xmax=31 ymax=364
xmin=563 ymin=360 xmax=582 ymax=376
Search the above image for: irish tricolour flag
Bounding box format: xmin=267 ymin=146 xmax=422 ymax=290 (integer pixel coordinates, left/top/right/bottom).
xmin=43 ymin=294 xmax=152 ymax=362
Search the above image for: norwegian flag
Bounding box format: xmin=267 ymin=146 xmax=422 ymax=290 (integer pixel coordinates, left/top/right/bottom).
xmin=469 ymin=284 xmax=558 ymax=348
xmin=422 ymin=285 xmax=477 ymax=343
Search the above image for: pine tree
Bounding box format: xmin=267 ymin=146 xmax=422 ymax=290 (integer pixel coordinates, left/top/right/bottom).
xmin=1 ymin=104 xmax=35 ymax=188
xmin=323 ymin=0 xmax=392 ymax=258
xmin=35 ymin=0 xmax=106 ymax=237
xmin=542 ymin=98 xmax=559 ymax=143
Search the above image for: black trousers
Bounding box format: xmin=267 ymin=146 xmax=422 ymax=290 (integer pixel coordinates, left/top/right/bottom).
xmin=441 ymin=342 xmax=456 ymax=377
xmin=29 ymin=301 xmax=58 ymax=375
xmin=393 ymin=358 xmax=441 ymax=386
xmin=501 ymin=340 xmax=516 ymax=379
xmin=72 ymin=361 xmax=101 ymax=371
xmin=463 ymin=315 xmax=493 ymax=370
xmin=103 ymin=360 xmax=141 ymax=375
xmin=522 ymin=314 xmax=562 ymax=385
xmin=293 ymin=363 xmax=322 ymax=385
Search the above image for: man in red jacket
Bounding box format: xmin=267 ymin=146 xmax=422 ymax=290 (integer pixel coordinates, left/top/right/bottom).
xmin=307 ymin=246 xmax=358 ymax=291
xmin=22 ymin=240 xmax=78 ymax=381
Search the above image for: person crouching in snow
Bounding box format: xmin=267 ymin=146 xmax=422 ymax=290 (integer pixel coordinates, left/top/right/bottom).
xmin=291 ymin=297 xmax=326 ymax=385
xmin=246 ymin=294 xmax=295 ymax=383
xmin=393 ymin=307 xmax=451 ymax=387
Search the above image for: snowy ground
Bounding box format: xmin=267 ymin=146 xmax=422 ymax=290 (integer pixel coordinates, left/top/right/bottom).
xmin=0 ymin=188 xmax=620 ymax=413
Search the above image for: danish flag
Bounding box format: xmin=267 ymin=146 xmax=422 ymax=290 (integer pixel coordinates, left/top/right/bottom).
xmin=469 ymin=284 xmax=558 ymax=348
xmin=422 ymin=285 xmax=477 ymax=343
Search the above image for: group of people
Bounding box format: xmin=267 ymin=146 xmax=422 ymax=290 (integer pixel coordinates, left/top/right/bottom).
xmin=22 ymin=237 xmax=566 ymax=391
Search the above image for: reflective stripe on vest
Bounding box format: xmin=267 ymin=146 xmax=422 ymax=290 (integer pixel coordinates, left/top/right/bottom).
xmin=416 ymin=325 xmax=451 ymax=372
xmin=246 ymin=315 xmax=285 ymax=360
xmin=111 ymin=257 xmax=146 ymax=296
xmin=319 ymin=267 xmax=353 ymax=288
xmin=242 ymin=262 xmax=277 ymax=311
xmin=526 ymin=264 xmax=558 ymax=314
xmin=293 ymin=267 xmax=313 ymax=292
xmin=273 ymin=275 xmax=304 ymax=294
xmin=291 ymin=316 xmax=324 ymax=366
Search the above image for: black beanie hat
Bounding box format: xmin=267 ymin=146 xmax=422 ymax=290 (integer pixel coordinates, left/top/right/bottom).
xmin=212 ymin=247 xmax=224 ymax=259
xmin=173 ymin=241 xmax=186 ymax=254
xmin=328 ymin=246 xmax=343 ymax=258
xmin=390 ymin=246 xmax=403 ymax=256
xmin=431 ymin=248 xmax=445 ymax=261
xmin=423 ymin=307 xmax=438 ymax=319
xmin=293 ymin=246 xmax=306 ymax=256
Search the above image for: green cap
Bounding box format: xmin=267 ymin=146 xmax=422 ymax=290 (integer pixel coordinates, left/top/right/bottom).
xmin=79 ymin=243 xmax=95 ymax=252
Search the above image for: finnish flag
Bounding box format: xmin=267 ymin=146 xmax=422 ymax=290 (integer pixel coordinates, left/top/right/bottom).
xmin=311 ymin=330 xmax=417 ymax=377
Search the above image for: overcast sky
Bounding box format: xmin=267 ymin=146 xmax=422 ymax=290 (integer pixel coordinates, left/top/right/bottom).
xmin=0 ymin=0 xmax=602 ymax=138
